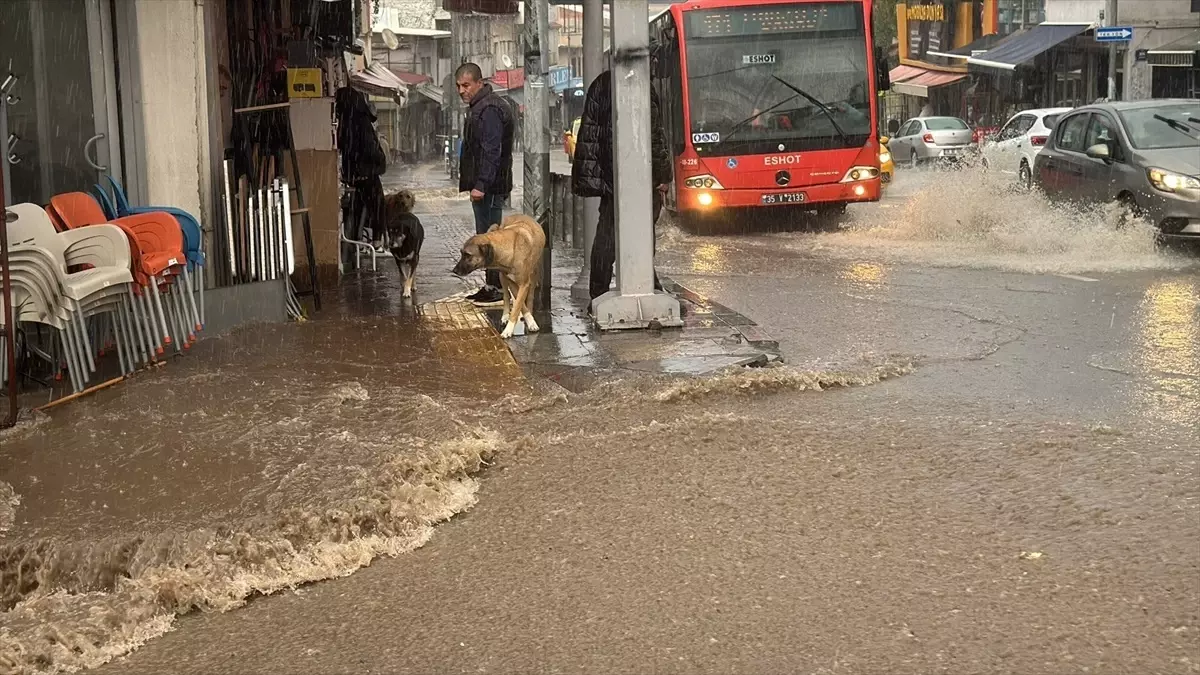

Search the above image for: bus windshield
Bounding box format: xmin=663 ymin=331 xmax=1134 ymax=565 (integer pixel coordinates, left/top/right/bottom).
xmin=683 ymin=2 xmax=871 ymax=155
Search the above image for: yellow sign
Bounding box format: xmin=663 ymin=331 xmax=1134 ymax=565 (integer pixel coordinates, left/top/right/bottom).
xmin=907 ymin=3 xmax=947 ymax=21
xmin=287 ymin=68 xmax=323 ymax=98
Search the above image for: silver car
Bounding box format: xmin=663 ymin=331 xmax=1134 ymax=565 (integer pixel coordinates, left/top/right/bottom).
xmin=888 ymin=116 xmax=975 ymax=167
xmin=1032 ymin=99 xmax=1200 ymax=239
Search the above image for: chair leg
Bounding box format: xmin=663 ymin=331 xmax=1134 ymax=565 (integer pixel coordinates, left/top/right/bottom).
xmin=59 ymin=327 xmax=84 ymax=394
xmin=122 ymin=294 xmax=147 ymax=366
xmin=149 ymin=276 xmax=171 ymax=347
xmin=182 ymin=265 xmax=202 ymax=331
xmin=73 ymin=307 xmax=97 ymax=373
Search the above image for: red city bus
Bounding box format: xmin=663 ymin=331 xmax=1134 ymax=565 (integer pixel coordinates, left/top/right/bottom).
xmin=651 ymin=0 xmax=892 ymax=230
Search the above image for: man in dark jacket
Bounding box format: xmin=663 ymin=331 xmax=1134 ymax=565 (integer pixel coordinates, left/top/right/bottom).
xmin=571 ymin=49 xmax=672 ymax=302
xmin=456 ymin=62 xmax=515 ymax=306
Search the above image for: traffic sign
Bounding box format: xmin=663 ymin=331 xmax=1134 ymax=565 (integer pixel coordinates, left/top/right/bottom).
xmin=1095 ymin=26 xmax=1133 ymax=42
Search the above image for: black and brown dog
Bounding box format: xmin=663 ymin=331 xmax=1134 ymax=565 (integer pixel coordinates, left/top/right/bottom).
xmin=377 ymin=189 xmax=425 ymax=298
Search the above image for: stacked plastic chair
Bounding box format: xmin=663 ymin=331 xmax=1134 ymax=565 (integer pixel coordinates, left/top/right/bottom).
xmin=92 ymin=176 xmax=206 ymax=331
xmin=1 ymin=204 xmax=138 ymax=394
xmin=46 ymin=192 xmax=197 ymax=360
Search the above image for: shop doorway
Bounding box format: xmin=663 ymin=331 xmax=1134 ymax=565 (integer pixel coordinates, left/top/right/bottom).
xmin=0 ymin=0 xmax=123 ymax=205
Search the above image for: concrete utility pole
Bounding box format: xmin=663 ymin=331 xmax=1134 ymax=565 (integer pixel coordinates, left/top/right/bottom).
xmin=571 ymin=0 xmax=605 ymax=301
xmin=591 ymin=0 xmax=682 ymax=330
xmin=1105 ymin=0 xmax=1119 ymax=100
xmin=523 ymin=0 xmax=552 ymax=311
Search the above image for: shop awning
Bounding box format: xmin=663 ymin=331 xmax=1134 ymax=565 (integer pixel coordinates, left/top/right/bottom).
xmin=1148 ymin=29 xmax=1200 ymax=67
xmin=490 ymin=68 xmax=525 ymax=91
xmin=891 ymin=69 xmax=968 ymax=97
xmin=350 ymin=62 xmax=409 ymax=106
xmin=967 ymin=23 xmax=1092 ymax=71
xmin=889 ymin=64 xmax=927 ymax=83
xmin=415 ymin=83 xmax=444 ymax=105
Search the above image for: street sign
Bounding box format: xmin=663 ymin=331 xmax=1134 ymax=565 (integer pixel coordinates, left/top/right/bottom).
xmin=1095 ymin=26 xmax=1133 ymax=43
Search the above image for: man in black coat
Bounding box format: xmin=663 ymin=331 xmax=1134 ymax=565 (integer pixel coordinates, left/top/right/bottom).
xmin=456 ymin=62 xmax=515 ymax=306
xmin=571 ymin=46 xmax=672 ymax=302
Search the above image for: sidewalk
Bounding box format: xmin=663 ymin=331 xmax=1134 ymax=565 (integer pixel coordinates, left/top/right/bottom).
xmin=385 ymin=180 xmax=782 ymax=391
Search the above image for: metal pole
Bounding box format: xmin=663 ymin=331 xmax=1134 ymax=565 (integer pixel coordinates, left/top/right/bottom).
xmin=449 ymin=12 xmax=463 ymax=179
xmin=523 ymin=0 xmax=552 ymax=311
xmin=571 ymin=0 xmax=605 ymax=301
xmin=591 ymin=0 xmax=681 ymax=330
xmin=1105 ymin=0 xmax=1118 ymax=100
xmin=1 ymin=89 xmax=19 ymax=428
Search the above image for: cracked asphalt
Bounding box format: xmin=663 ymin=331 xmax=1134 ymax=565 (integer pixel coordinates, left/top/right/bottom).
xmin=83 ymin=164 xmax=1200 ymax=675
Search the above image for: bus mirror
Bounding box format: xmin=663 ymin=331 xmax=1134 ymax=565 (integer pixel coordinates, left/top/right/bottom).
xmin=887 ymin=119 xmax=901 ymax=135
xmin=876 ymin=47 xmax=891 ymax=91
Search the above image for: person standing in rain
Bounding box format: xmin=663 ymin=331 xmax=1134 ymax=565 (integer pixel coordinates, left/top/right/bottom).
xmin=571 ymin=42 xmax=672 ymax=304
xmin=456 ymin=62 xmax=515 ymax=307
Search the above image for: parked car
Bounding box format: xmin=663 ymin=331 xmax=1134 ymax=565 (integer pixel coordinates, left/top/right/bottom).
xmin=888 ymin=116 xmax=975 ymax=167
xmin=980 ymin=107 xmax=1072 ymax=189
xmin=1032 ymin=99 xmax=1200 ymax=239
xmin=879 ymin=135 xmax=895 ymax=184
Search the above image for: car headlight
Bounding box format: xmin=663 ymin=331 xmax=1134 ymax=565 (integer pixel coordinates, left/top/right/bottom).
xmin=1148 ymin=167 xmax=1200 ymax=193
xmin=840 ymin=165 xmax=880 ymax=182
xmin=683 ymin=174 xmax=724 ymax=189
xmin=879 ymin=152 xmax=892 ymax=164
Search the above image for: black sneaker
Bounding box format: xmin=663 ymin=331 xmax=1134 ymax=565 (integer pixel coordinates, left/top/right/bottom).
xmin=468 ymin=287 xmax=503 ymax=307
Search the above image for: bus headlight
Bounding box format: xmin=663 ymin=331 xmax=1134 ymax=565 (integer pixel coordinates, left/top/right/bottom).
xmin=840 ymin=166 xmax=881 ymax=183
xmin=697 ymin=192 xmax=714 ymax=207
xmin=684 ymin=174 xmax=724 ymax=190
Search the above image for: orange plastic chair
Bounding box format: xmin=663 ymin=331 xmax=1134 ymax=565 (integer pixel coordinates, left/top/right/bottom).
xmin=48 ymin=192 xmax=191 ymax=354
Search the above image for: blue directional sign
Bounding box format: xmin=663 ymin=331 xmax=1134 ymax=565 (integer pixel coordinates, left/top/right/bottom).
xmin=1095 ymin=26 xmax=1133 ymax=43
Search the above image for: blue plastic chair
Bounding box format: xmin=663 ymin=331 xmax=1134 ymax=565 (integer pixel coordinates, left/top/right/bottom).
xmin=96 ymin=176 xmax=205 ymax=332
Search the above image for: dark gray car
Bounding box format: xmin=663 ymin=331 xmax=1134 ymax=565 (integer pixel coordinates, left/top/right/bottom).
xmin=1032 ymin=99 xmax=1200 ymax=238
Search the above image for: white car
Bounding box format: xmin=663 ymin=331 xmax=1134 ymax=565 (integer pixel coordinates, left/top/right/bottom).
xmin=980 ymin=107 xmax=1072 ymax=188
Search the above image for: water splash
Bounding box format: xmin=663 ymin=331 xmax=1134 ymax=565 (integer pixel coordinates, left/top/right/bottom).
xmin=820 ymin=168 xmax=1193 ymax=275
xmin=653 ymin=361 xmax=913 ymax=403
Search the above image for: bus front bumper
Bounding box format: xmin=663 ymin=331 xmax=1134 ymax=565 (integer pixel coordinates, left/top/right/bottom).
xmin=679 ymin=178 xmax=881 ymax=212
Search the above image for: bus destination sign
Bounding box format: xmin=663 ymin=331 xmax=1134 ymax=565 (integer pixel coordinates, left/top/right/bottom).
xmin=685 ymin=3 xmax=860 ymax=39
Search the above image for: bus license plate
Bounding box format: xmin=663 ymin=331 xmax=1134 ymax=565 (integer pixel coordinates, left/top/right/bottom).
xmin=761 ymin=192 xmax=806 ymax=205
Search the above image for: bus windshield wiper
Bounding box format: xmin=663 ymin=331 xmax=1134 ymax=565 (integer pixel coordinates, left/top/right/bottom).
xmin=770 ymin=76 xmax=851 ymax=145
xmin=721 ymin=93 xmax=803 ymax=144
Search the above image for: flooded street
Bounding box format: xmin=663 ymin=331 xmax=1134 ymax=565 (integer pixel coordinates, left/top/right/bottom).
xmin=3 ymin=163 xmax=1199 ymax=674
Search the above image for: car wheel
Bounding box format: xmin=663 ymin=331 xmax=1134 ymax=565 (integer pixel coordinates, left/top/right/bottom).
xmin=1018 ymin=162 xmax=1032 ymax=191
xmin=1115 ymin=194 xmax=1144 ymax=227
xmin=909 ymin=150 xmax=919 ymax=168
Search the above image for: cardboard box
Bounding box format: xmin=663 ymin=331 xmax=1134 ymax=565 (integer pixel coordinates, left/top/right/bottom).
xmin=287 ymin=68 xmax=324 ymax=98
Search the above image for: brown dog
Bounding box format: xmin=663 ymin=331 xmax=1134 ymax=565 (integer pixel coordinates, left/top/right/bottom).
xmin=452 ymin=214 xmax=546 ymax=338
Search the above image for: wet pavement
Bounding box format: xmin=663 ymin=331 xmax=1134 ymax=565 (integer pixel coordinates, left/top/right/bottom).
xmin=4 ymin=160 xmax=1199 ymax=674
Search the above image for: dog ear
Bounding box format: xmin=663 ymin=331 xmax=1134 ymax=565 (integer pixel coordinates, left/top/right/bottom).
xmin=481 ymin=243 xmax=494 ymax=266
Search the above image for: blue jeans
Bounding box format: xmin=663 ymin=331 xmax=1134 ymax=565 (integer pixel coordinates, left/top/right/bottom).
xmin=472 ymin=193 xmax=505 ymax=289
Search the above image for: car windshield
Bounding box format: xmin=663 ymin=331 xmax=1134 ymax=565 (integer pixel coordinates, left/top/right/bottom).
xmin=683 ymin=2 xmax=871 ymax=154
xmin=924 ymin=118 xmax=968 ymax=131
xmin=1117 ymin=104 xmax=1200 ymax=150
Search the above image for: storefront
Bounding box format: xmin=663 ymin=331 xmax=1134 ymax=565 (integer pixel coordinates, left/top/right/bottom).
xmin=885 ymin=0 xmax=1002 ymax=127
xmin=1147 ymin=29 xmax=1200 ymax=98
